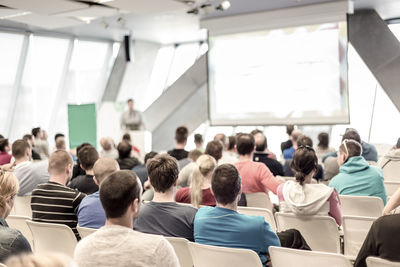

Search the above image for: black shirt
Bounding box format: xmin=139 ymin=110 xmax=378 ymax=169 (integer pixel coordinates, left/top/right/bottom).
xmin=281 ymin=140 xmax=292 ymax=153
xmin=283 ymin=160 xmax=325 ymax=180
xmin=117 ymin=157 xmax=141 ymax=170
xmin=168 ymin=149 xmax=189 ymax=161
xmin=132 ymin=164 xmax=148 ymax=186
xmin=253 ymin=152 xmax=285 ymax=176
xmin=68 ymin=174 xmax=98 ymax=195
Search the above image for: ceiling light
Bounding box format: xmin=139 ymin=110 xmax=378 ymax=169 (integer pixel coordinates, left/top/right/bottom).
xmin=216 ymin=0 xmax=231 ymax=11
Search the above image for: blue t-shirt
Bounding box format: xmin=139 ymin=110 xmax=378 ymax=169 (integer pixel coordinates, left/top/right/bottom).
xmin=194 ymin=206 xmax=280 ymax=265
xmin=283 ymin=147 xmax=295 ymax=160
xmin=77 ymin=191 xmax=106 ymax=228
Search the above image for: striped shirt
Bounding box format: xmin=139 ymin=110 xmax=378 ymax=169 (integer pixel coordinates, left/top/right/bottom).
xmin=31 ymin=181 xmax=86 ymax=240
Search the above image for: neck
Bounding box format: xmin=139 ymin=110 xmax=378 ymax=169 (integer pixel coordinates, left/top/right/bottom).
xmin=201 ymin=176 xmax=212 ymax=190
xmin=85 ymin=169 xmax=94 ymax=176
xmin=105 ymin=215 xmax=133 ymax=228
xmin=152 ymin=188 xmax=175 ymax=202
xmin=49 ymin=175 xmax=67 ymax=186
xmin=238 ymin=153 xmax=253 ymax=162
xmin=216 ymin=201 xmax=237 ymax=211
xmin=14 ymin=157 xmax=29 ymax=165
xmin=304 ymin=173 xmax=313 ymax=184
xmin=175 ymin=143 xmax=185 ymax=149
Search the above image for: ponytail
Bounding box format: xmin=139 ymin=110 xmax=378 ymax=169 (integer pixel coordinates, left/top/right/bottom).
xmin=190 ymin=155 xmax=217 ymax=208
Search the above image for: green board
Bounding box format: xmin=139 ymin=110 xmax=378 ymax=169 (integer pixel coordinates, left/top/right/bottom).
xmin=68 ymin=104 xmax=97 ymax=149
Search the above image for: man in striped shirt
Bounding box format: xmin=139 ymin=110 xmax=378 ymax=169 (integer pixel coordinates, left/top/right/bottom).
xmin=31 ymin=150 xmax=86 ymax=240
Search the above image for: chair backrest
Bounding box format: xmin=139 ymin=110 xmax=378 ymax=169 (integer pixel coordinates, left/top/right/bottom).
xmin=14 ymin=196 xmax=32 ymax=217
xmin=384 ymin=182 xmax=400 ymax=197
xmin=77 ymin=226 xmax=97 ymax=239
xmin=187 ymin=242 xmax=262 ymax=267
xmin=245 ymin=192 xmax=273 ymax=210
xmin=269 ymin=246 xmax=352 ymax=267
xmin=342 ymin=215 xmax=376 ymax=258
xmin=382 ymin=161 xmax=400 ymax=182
xmin=165 ymin=237 xmax=193 ymax=267
xmin=0 ymin=263 xmax=6 ymax=267
xmin=26 ymin=220 xmax=77 ymax=256
xmin=236 ymin=206 xmax=277 ymax=231
xmin=6 ymin=215 xmax=34 ymax=248
xmin=339 ymin=195 xmax=384 ymax=217
xmin=366 ymin=257 xmax=400 ymax=267
xmin=275 ymin=212 xmax=340 ymax=253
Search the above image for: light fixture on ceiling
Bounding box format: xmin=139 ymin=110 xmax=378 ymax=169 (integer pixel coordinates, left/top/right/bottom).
xmin=216 ymin=0 xmax=231 ymax=11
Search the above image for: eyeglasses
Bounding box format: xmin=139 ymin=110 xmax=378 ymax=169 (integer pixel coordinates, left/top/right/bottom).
xmin=297 ymin=145 xmax=315 ymax=152
xmin=342 ymin=139 xmax=350 ymax=155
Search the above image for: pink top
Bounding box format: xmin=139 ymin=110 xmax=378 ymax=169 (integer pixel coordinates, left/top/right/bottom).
xmin=277 ymin=183 xmax=342 ymax=226
xmin=234 ymin=161 xmax=283 ymax=195
xmin=0 ymin=151 xmax=12 ymax=165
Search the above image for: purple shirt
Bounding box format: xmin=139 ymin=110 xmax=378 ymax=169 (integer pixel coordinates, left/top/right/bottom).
xmin=0 ymin=151 xmax=12 ymax=165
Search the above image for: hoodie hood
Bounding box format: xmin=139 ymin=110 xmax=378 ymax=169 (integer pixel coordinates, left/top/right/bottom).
xmin=339 ymin=156 xmax=370 ymax=174
xmin=281 ymin=181 xmax=333 ymax=215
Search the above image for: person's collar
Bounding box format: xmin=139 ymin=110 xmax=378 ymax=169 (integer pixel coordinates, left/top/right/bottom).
xmin=0 ymin=218 xmax=8 ymax=227
xmin=14 ymin=160 xmax=31 ymax=170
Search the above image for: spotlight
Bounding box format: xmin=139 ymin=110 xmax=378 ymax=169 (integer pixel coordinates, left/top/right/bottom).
xmin=216 ymin=0 xmax=231 ymax=11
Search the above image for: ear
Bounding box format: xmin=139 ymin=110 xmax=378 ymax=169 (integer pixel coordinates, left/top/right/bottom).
xmin=131 ymin=198 xmax=140 ymax=214
xmin=93 ymin=176 xmax=99 ymax=186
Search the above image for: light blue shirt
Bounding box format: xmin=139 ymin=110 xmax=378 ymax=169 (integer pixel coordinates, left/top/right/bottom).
xmin=194 ymin=206 xmax=280 ymax=265
xmin=77 ymin=191 xmax=106 ymax=229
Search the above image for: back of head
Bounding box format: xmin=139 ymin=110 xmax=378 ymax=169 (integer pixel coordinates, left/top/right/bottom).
xmin=0 ymin=138 xmax=9 ymax=152
xmin=117 ymin=141 xmax=132 ymax=159
xmin=78 ymin=146 xmax=99 ymax=170
xmin=254 ymin=132 xmax=267 ymax=152
xmin=190 ymin=155 xmax=217 ymax=208
xmin=54 ymin=133 xmax=65 ymax=142
xmin=76 ymin=142 xmax=92 ymax=156
xmin=227 ymin=136 xmax=236 ymax=151
xmin=318 ymin=132 xmax=330 ymax=149
xmin=214 ymin=133 xmax=227 ymax=148
xmin=339 ymin=139 xmax=363 ymax=159
xmin=291 ymin=130 xmax=303 ymax=143
xmin=0 ymin=171 xmax=19 ymax=216
xmin=342 ymin=128 xmax=361 ymax=144
xmin=297 ymin=135 xmax=313 ymax=147
xmin=55 ymin=138 xmax=66 ymax=150
xmin=291 ymin=146 xmax=318 ymax=185
xmin=286 ymin=125 xmax=295 ymax=136
xmin=146 ymin=154 xmax=178 ymax=193
xmin=22 ymin=134 xmax=32 ymax=143
xmin=175 ymin=126 xmax=189 ymax=144
xmin=12 ymin=140 xmax=30 ymax=159
xmin=188 ymin=149 xmax=203 ymax=162
xmin=122 ymin=133 xmax=131 ymax=143
xmin=236 ymin=133 xmax=255 ymax=155
xmin=205 ymin=140 xmax=223 ymax=161
xmin=48 ymin=150 xmax=73 ymax=176
xmin=144 ymin=151 xmax=158 ymax=164
xmin=211 ymin=164 xmax=241 ymax=205
xmin=93 ymin=158 xmax=119 ymax=184
xmin=194 ymin=134 xmax=203 ymax=145
xmin=100 ymin=137 xmax=113 ymax=151
xmin=397 ymin=138 xmax=400 ymax=149
xmin=31 ymin=127 xmax=41 ymax=138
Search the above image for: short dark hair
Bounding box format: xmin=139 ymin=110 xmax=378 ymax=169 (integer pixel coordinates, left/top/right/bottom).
xmin=76 ymin=143 xmax=92 ymax=155
xmin=0 ymin=134 xmax=3 ymax=139
xmin=227 ymin=136 xmax=236 ymax=150
xmin=175 ymin=126 xmax=189 ymax=144
xmin=146 ymin=154 xmax=178 ymax=193
xmin=31 ymin=127 xmax=41 ymax=137
xmin=205 ymin=140 xmax=223 ymax=161
xmin=291 ymin=147 xmax=318 ymax=185
xmin=250 ymin=129 xmax=263 ymax=135
xmin=0 ymin=139 xmax=9 ymax=152
xmin=78 ymin=146 xmax=99 ymax=170
xmin=211 ymin=164 xmax=241 ymax=205
xmin=188 ymin=149 xmax=203 ymax=162
xmin=286 ymin=125 xmax=295 ymax=135
xmin=254 ymin=134 xmax=267 ymax=152
xmin=342 ymin=129 xmax=361 ymax=144
xmin=22 ymin=134 xmax=32 ymax=142
xmin=297 ymin=135 xmax=313 ymax=147
xmin=12 ymin=140 xmax=30 ymax=159
xmin=122 ymin=133 xmax=131 ymax=142
xmin=117 ymin=141 xmax=132 ymax=159
xmin=54 ymin=133 xmax=65 ymax=142
xmin=214 ymin=133 xmax=227 ymax=146
xmin=318 ymin=132 xmax=329 ymax=149
xmin=194 ymin=134 xmax=203 ymax=144
xmin=144 ymin=151 xmax=158 ymax=164
xmin=339 ymin=140 xmax=362 ymax=159
xmin=100 ymin=170 xmax=141 ymax=219
xmin=236 ymin=133 xmax=255 ymax=155
xmin=127 ymin=98 xmax=133 ymax=104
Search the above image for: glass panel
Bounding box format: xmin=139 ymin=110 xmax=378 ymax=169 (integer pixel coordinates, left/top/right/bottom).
xmin=166 ymin=43 xmax=199 ymax=87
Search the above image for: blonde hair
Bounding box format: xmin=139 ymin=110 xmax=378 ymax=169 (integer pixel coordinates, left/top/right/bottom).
xmin=5 ymin=252 xmax=77 ymax=267
xmin=190 ymin=155 xmax=216 ymax=208
xmin=0 ymin=170 xmax=19 ymax=216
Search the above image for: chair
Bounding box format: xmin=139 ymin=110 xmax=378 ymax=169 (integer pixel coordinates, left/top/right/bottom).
xmin=269 ymin=246 xmax=352 ymax=267
xmin=366 ymin=256 xmax=400 ymax=267
xmin=342 ymin=215 xmax=376 ymax=258
xmin=339 ymin=195 xmax=384 ymax=217
xmin=14 ymin=196 xmax=32 ymax=217
xmin=236 ymin=206 xmax=277 ymax=231
xmin=382 ymin=161 xmax=400 ymax=182
xmin=77 ymin=226 xmax=97 ymax=239
xmin=6 ymin=215 xmax=34 ymax=248
xmin=187 ymin=242 xmax=262 ymax=267
xmin=165 ymin=237 xmax=193 ymax=267
xmin=275 ymin=212 xmax=340 ymax=253
xmin=385 ymin=182 xmax=400 ymax=197
xmin=245 ymin=192 xmax=273 ymax=210
xmin=26 ymin=220 xmax=77 ymax=256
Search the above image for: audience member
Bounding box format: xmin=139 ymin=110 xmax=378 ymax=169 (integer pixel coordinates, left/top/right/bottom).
xmin=99 ymin=137 xmax=118 ymax=159
xmin=194 ymin=133 xmax=204 ymax=151
xmin=0 ymin=138 xmax=12 ymax=165
xmin=234 ymin=134 xmax=283 ymax=195
xmin=329 ymin=139 xmax=387 ymax=204
xmin=383 ymin=187 xmax=400 ymax=215
xmin=378 ymin=137 xmax=400 ymax=178
xmin=194 ymin=164 xmax=309 ymax=266
xmin=11 ymin=140 xmax=49 ymax=196
xmin=253 ymin=132 xmax=284 ymax=176
xmin=132 ymin=151 xmax=158 ymax=187
xmin=281 ymin=125 xmax=295 ymax=153
xmin=354 ymin=214 xmax=400 ymax=267
xmin=122 ymin=133 xmax=141 ymax=157
xmin=175 ymin=155 xmax=217 ymax=207
xmin=177 ymin=149 xmax=203 ymax=188
xmin=54 ymin=133 xmax=64 ymax=143
xmin=55 ymin=138 xmax=66 ymax=151
xmin=77 ymin=158 xmax=119 ymax=228
xmin=117 ymin=141 xmax=141 ymax=170
xmin=74 ymin=170 xmax=179 ymax=267
xmin=215 ymin=133 xmax=238 ymax=165
xmin=315 ymin=132 xmax=335 ymax=162
xmin=68 ymin=146 xmax=100 ymax=194
xmin=278 ymin=146 xmax=342 ymax=225
xmin=6 ymin=252 xmax=74 ymax=267
xmin=168 ymin=126 xmax=189 ymax=160
xmin=32 ymin=127 xmax=49 ymax=159
xmin=31 ymin=150 xmax=86 ymax=240
xmin=0 ymin=170 xmax=31 ymax=263
xmin=205 ymin=140 xmax=224 ymax=162
xmin=22 ymin=134 xmax=41 ymax=160
xmin=283 ymin=129 xmax=303 ymax=159
xmin=72 ymin=142 xmax=91 ymax=179
xmin=134 ymin=154 xmax=197 ymax=241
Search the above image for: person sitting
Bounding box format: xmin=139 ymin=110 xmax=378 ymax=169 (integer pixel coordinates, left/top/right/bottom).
xmin=74 ymin=170 xmax=179 ymax=267
xmin=168 ymin=126 xmax=189 ymax=160
xmin=134 ymin=154 xmax=197 ymax=241
xmin=329 ymin=139 xmax=387 ymax=204
xmin=55 ymin=138 xmax=66 ymax=151
xmin=0 ymin=170 xmax=31 ymax=263
xmin=0 ymin=138 xmax=12 ymax=165
xmin=22 ymin=134 xmax=41 ymax=160
xmin=99 ymin=137 xmax=118 ymax=159
xmin=6 ymin=252 xmax=74 ymax=267
xmin=68 ymin=146 xmax=99 ymax=194
xmin=281 ymin=125 xmax=295 ymax=153
xmin=194 ymin=133 xmax=204 ymax=152
xmin=71 ymin=143 xmax=91 ymax=179
xmin=175 ymin=155 xmax=217 ymax=208
xmin=315 ymin=132 xmax=335 ymax=163
xmin=11 ymin=140 xmax=49 ymax=196
xmin=253 ymin=132 xmax=284 ymax=176
xmin=378 ymin=137 xmax=400 ymax=180
xmin=215 ymin=133 xmax=238 ymax=165
xmin=205 ymin=140 xmax=224 ymax=162
xmin=122 ymin=133 xmax=141 ymax=158
xmin=383 ymin=187 xmax=400 ymax=215
xmin=32 ymin=127 xmax=49 ymax=159
xmin=116 ymin=141 xmax=140 ymax=170
xmin=31 ymin=150 xmax=86 ymax=240
xmin=132 ymin=151 xmax=158 ymax=187
xmin=278 ymin=146 xmax=342 ymax=225
xmin=177 ymin=149 xmax=203 ymax=188
xmin=234 ymin=133 xmax=283 ymax=195
xmin=283 ymin=129 xmax=303 ymax=160
xmin=77 ymin=158 xmax=119 ymax=228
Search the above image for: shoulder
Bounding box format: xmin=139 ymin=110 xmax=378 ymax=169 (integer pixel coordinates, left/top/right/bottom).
xmin=176 ymin=187 xmax=190 ymax=196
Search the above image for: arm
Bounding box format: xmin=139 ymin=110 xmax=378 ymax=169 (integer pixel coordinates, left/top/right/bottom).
xmin=10 ymin=233 xmax=32 ymax=255
xmin=259 ymin=165 xmax=284 ymax=195
xmin=155 ymin=238 xmax=181 ymax=267
xmin=73 ymin=192 xmax=87 ymax=214
xmin=354 ymin=222 xmax=378 ymax=267
xmin=383 ymin=187 xmax=400 ymax=215
xmin=328 ymin=189 xmax=342 ymax=226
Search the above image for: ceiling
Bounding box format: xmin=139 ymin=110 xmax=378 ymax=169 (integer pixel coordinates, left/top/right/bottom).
xmin=0 ymin=0 xmax=399 ymax=44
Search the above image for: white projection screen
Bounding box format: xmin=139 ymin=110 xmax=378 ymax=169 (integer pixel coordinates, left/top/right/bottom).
xmin=208 ymin=22 xmax=349 ymax=125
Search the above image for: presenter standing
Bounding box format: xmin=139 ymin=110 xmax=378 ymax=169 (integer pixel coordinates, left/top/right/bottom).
xmin=120 ymin=99 xmax=145 ymax=130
